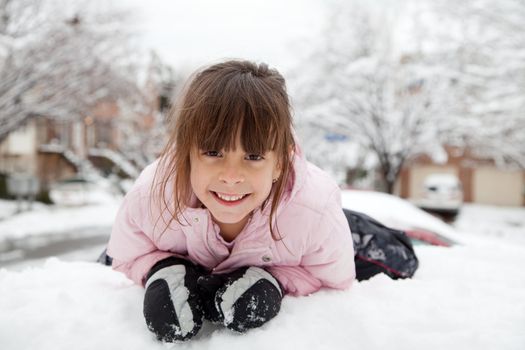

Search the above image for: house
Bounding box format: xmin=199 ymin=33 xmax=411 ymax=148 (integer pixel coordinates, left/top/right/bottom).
xmin=0 ymin=52 xmax=176 ymax=199
xmin=396 ymin=146 xmax=525 ymax=207
xmin=0 ymin=115 xmax=96 ymax=189
xmin=0 ymin=99 xmax=141 ymax=197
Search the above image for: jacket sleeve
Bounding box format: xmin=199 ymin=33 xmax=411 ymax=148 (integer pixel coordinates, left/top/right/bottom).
xmin=268 ymin=190 xmax=355 ymax=296
xmin=106 ymin=188 xmax=174 ymax=286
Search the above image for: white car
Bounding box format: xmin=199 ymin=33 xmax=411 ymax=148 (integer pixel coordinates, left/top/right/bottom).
xmin=416 ymin=174 xmax=463 ymax=217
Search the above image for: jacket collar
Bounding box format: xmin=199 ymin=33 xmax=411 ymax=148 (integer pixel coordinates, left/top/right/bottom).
xmin=255 ymin=142 xmax=307 ymax=221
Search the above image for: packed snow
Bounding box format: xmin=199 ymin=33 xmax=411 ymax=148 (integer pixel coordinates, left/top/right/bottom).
xmin=1 ymin=192 xmax=525 ymax=350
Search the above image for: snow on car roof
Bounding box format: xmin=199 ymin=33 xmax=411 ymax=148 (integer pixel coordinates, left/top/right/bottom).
xmin=341 ymin=189 xmax=460 ymax=243
xmin=423 ymin=174 xmax=460 ymax=186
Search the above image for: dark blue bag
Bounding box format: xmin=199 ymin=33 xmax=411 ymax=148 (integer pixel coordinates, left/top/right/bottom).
xmin=343 ymin=209 xmax=419 ymax=281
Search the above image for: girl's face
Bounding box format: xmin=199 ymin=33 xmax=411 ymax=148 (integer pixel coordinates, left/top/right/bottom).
xmin=190 ymin=139 xmax=281 ymax=233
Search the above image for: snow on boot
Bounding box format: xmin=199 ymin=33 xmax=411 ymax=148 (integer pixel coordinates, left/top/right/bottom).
xmin=201 ymin=267 xmax=283 ymax=333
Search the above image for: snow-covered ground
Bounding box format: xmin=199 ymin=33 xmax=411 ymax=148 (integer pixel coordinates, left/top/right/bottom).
xmin=0 ymin=198 xmax=120 ymax=267
xmin=0 ymin=195 xmax=120 ymax=240
xmin=1 ymin=193 xmax=524 ymax=350
xmin=454 ymin=204 xmax=525 ymax=245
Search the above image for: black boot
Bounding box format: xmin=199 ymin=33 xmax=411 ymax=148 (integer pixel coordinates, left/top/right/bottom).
xmin=198 ymin=266 xmax=283 ymax=333
xmin=143 ymin=257 xmax=205 ymax=342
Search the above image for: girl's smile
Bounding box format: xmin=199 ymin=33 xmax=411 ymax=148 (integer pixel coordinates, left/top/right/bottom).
xmin=211 ymin=191 xmax=251 ymax=206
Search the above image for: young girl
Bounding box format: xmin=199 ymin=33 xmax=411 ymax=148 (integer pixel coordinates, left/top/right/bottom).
xmin=106 ymin=60 xmax=355 ymax=342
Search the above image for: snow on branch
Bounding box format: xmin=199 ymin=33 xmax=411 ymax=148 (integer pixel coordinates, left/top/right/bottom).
xmin=0 ymin=0 xmax=142 ymax=141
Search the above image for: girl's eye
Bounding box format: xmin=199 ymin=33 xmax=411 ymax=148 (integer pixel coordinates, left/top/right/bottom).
xmin=203 ymin=150 xmax=222 ymax=157
xmin=245 ymin=154 xmax=264 ymax=161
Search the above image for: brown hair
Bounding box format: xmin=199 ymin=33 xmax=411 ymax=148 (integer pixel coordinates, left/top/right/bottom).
xmin=152 ymin=60 xmax=295 ymax=240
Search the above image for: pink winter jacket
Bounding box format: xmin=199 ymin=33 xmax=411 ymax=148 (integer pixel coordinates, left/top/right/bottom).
xmin=107 ymin=148 xmax=355 ymax=296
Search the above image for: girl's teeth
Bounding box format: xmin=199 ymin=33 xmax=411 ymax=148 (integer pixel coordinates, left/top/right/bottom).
xmin=216 ymin=193 xmax=245 ymax=201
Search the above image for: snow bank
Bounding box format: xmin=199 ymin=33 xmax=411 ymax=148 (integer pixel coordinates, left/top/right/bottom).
xmin=454 ymin=204 xmax=525 ymax=245
xmin=2 ymin=233 xmax=525 ymax=350
xmin=0 ymin=200 xmax=120 ymax=241
xmin=1 ymin=192 xmax=524 ymax=349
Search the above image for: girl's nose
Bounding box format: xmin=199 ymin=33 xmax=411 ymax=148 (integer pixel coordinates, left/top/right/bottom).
xmin=219 ymin=163 xmax=244 ymax=185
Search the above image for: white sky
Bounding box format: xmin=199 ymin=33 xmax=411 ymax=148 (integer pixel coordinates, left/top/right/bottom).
xmin=118 ymin=0 xmax=328 ymax=73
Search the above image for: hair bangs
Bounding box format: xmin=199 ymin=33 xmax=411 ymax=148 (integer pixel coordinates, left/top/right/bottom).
xmin=239 ymin=102 xmax=279 ymax=155
xmin=192 ymin=76 xmax=280 ymax=156
xmin=193 ymin=107 xmax=241 ymax=154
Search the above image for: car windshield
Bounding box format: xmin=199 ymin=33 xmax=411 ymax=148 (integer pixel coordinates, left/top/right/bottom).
xmin=424 ymin=175 xmax=461 ymax=192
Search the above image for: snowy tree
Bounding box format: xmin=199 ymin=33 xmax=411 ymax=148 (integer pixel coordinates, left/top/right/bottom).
xmin=112 ymin=51 xmax=183 ymax=171
xmin=0 ymin=0 xmax=141 ymax=142
xmin=429 ymin=0 xmax=525 ymax=167
xmin=293 ymin=0 xmax=449 ymax=193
